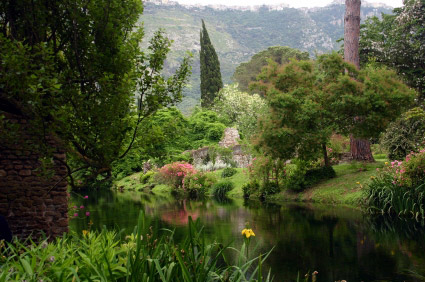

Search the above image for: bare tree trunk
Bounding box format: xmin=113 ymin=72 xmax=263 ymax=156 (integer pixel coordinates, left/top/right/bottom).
xmin=344 ymin=0 xmax=375 ymax=162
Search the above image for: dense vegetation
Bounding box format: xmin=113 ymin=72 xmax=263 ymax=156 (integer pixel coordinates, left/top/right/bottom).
xmin=0 ymin=0 xmax=191 ymax=189
xmin=0 ymin=213 xmax=271 ymax=281
xmin=141 ymin=2 xmax=392 ymax=112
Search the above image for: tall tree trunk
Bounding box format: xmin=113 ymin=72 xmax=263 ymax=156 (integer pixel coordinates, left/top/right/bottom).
xmin=344 ymin=0 xmax=375 ymax=162
xmin=322 ymin=143 xmax=330 ymax=167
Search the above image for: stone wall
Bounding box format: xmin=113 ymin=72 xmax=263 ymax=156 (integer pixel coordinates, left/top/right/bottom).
xmin=0 ymin=114 xmax=68 ymax=239
xmin=189 ymin=128 xmax=252 ymax=168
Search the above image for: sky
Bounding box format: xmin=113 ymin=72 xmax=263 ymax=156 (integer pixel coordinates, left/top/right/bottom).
xmin=173 ymin=0 xmax=403 ymax=8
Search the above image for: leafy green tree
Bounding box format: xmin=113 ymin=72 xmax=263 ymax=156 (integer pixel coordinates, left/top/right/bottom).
xmin=256 ymin=53 xmax=415 ymax=166
xmin=212 ymin=84 xmax=267 ymax=139
xmin=0 ymin=0 xmax=191 ymax=188
xmin=200 ymin=20 xmax=223 ymax=108
xmin=232 ymin=46 xmax=309 ymax=95
xmin=360 ymin=0 xmax=425 ymax=103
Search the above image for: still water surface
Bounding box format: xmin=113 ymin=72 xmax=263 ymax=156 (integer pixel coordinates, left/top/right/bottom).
xmin=70 ymin=190 xmax=425 ymax=281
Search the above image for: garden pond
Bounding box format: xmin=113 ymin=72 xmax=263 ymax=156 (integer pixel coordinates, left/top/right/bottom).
xmin=70 ymin=190 xmax=425 ymax=281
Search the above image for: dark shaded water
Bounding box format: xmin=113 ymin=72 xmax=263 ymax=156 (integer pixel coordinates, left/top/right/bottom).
xmin=70 ymin=190 xmax=425 ymax=281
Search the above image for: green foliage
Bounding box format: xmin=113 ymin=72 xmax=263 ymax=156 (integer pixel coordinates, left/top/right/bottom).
xmin=212 ymin=180 xmax=235 ymax=199
xmin=365 ymin=150 xmax=425 ymax=217
xmin=111 ymin=152 xmax=144 ymax=180
xmin=200 ymin=20 xmax=223 ymax=108
xmin=360 ymin=0 xmax=425 ymax=102
xmin=259 ymin=182 xmax=280 ymax=199
xmin=401 ymin=150 xmax=425 ymax=188
xmin=255 ymin=53 xmax=415 ymax=165
xmin=140 ymin=171 xmax=156 ymax=184
xmin=183 ymin=171 xmax=217 ymax=199
xmin=140 ymin=2 xmax=390 ymax=114
xmin=0 ymin=212 xmax=272 ymax=281
xmin=381 ymin=107 xmax=425 ymax=160
xmin=0 ymin=1 xmax=191 ymax=188
xmin=242 ymin=180 xmax=260 ymax=199
xmin=233 ymin=46 xmax=309 ymax=95
xmin=212 ymin=84 xmax=267 ymax=138
xmin=187 ymin=108 xmax=228 ymax=148
xmin=221 ymin=167 xmax=237 ymax=178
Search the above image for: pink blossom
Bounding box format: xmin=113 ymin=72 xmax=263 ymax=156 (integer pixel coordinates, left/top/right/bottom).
xmin=74 ymin=213 xmax=78 ymax=217
xmin=73 ymin=205 xmax=78 ymax=209
xmin=84 ymin=195 xmax=88 ymax=199
xmin=85 ymin=212 xmax=90 ymax=216
xmin=80 ymin=205 xmax=84 ymax=209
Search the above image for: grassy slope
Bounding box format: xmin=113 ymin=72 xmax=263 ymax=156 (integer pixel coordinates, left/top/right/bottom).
xmin=113 ymin=156 xmax=387 ymax=206
xmin=268 ymin=158 xmax=387 ymax=205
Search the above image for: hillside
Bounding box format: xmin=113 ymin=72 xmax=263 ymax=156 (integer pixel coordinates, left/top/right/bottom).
xmin=139 ymin=1 xmax=392 ymax=113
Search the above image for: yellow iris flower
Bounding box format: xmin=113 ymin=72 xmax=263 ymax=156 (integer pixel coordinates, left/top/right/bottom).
xmin=82 ymin=230 xmax=89 ymax=236
xmin=241 ymin=228 xmax=255 ymax=238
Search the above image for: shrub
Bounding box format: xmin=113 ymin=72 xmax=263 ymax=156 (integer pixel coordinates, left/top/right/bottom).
xmin=156 ymin=162 xmax=196 ymax=189
xmin=259 ymin=181 xmax=280 ymax=200
xmin=183 ymin=171 xmax=217 ymax=198
xmin=242 ymin=180 xmax=260 ymax=199
xmin=364 ymin=150 xmax=425 ymax=217
xmin=212 ymin=180 xmax=234 ymax=199
xmin=304 ymin=165 xmax=336 ymax=187
xmin=381 ymin=107 xmax=425 ymax=160
xmin=139 ymin=171 xmax=155 ymax=184
xmin=221 ymin=167 xmax=237 ymax=178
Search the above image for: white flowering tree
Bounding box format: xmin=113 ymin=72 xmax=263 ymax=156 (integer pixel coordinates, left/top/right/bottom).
xmin=212 ymin=84 xmax=267 ymax=138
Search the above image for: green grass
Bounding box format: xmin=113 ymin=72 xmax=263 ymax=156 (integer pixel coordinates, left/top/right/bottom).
xmin=212 ymin=168 xmax=248 ymax=198
xmin=115 ymin=158 xmax=388 ymax=207
xmin=269 ymin=159 xmax=388 ymax=205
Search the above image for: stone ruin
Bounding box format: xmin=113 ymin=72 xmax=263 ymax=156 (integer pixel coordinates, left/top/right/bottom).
xmin=189 ymin=128 xmax=251 ymax=168
xmin=0 ymin=113 xmax=68 ymax=239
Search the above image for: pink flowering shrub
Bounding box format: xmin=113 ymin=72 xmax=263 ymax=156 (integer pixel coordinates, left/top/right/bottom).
xmin=156 ymin=162 xmax=197 ymax=189
xmin=397 ymin=149 xmax=425 ymax=187
xmin=365 ymin=149 xmax=425 ymax=217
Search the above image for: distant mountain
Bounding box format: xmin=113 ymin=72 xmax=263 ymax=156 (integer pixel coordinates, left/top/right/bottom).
xmin=139 ymin=1 xmax=392 ymax=113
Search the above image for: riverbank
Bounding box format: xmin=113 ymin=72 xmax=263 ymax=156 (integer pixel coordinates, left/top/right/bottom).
xmin=113 ymin=158 xmax=387 ymax=206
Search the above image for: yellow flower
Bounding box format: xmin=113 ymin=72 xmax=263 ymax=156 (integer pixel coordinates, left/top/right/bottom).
xmin=385 ymin=162 xmax=389 ymax=165
xmin=370 ymin=176 xmax=375 ymax=179
xmin=82 ymin=230 xmax=89 ymax=236
xmin=241 ymin=228 xmax=255 ymax=238
xmin=356 ymin=182 xmax=360 ymax=185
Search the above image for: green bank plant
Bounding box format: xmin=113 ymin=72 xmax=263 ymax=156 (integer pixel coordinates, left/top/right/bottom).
xmin=0 ymin=212 xmax=272 ymax=281
xmin=212 ymin=180 xmax=235 ymax=200
xmin=183 ymin=171 xmax=217 ymax=199
xmin=364 ymin=149 xmax=425 ymax=218
xmin=221 ymin=167 xmax=237 ymax=178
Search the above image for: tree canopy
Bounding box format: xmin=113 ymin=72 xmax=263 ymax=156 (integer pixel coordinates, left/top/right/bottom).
xmin=0 ymin=0 xmax=191 ymax=187
xmin=255 ymin=53 xmax=415 ymax=164
xmin=200 ymin=20 xmax=223 ymax=108
xmin=359 ymin=0 xmax=425 ymax=103
xmin=232 ymin=46 xmax=309 ymax=95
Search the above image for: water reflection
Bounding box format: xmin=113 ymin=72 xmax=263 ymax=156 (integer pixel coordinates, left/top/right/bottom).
xmin=70 ymin=190 xmax=425 ymax=281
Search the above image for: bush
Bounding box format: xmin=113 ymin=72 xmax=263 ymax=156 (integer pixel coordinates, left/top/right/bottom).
xmin=139 ymin=171 xmax=155 ymax=184
xmin=212 ymin=180 xmax=234 ymax=199
xmin=304 ymin=165 xmax=336 ymax=187
xmin=242 ymin=180 xmax=260 ymax=199
xmin=259 ymin=181 xmax=280 ymax=200
xmin=221 ymin=167 xmax=237 ymax=178
xmin=156 ymin=162 xmax=196 ymax=189
xmin=364 ymin=150 xmax=425 ymax=217
xmin=381 ymin=107 xmax=425 ymax=160
xmin=183 ymin=171 xmax=217 ymax=198
xmin=284 ymin=160 xmax=335 ymax=191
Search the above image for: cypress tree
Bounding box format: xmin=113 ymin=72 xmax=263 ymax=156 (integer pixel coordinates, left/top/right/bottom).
xmin=200 ymin=19 xmax=223 ymax=108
